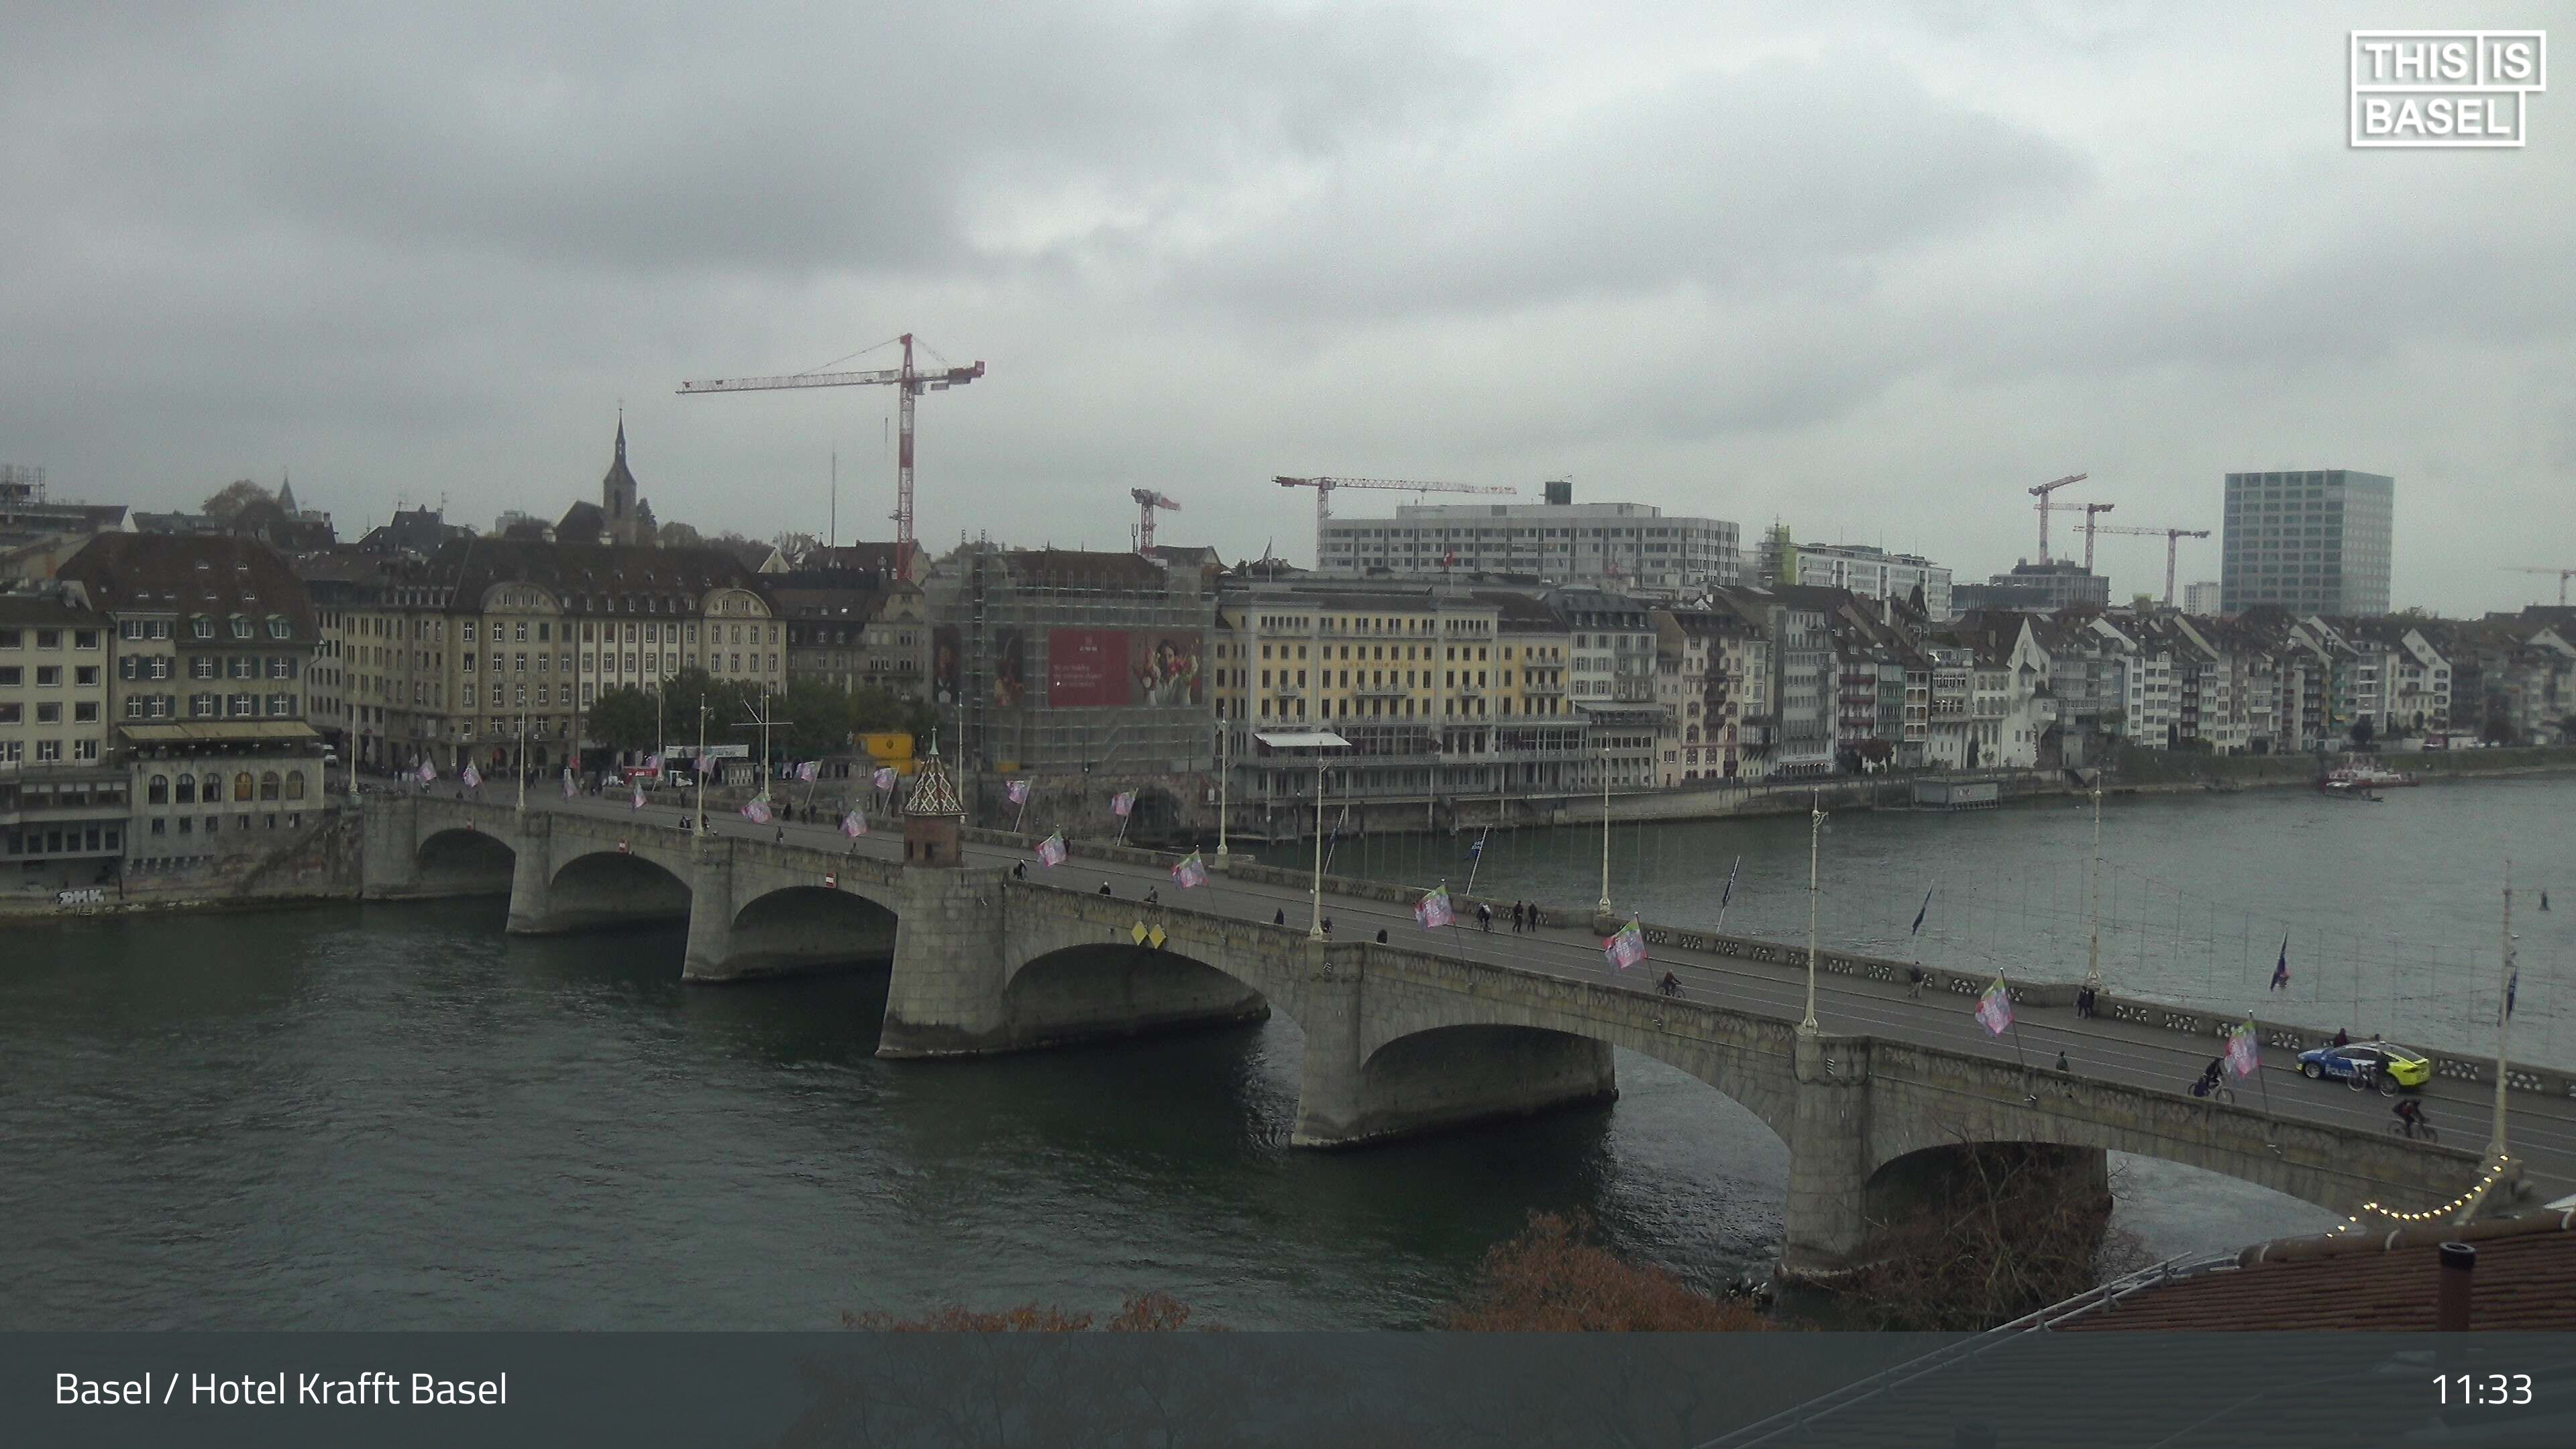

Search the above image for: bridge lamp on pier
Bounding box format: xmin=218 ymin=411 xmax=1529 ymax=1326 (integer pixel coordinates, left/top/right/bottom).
xmin=1255 ymin=729 xmax=1350 ymax=940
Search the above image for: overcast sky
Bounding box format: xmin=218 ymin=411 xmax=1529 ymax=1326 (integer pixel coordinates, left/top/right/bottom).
xmin=5 ymin=1 xmax=2570 ymax=612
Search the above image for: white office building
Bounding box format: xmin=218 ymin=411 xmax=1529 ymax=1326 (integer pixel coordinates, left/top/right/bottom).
xmin=1792 ymin=543 xmax=1954 ymax=619
xmin=2182 ymin=580 xmax=2223 ymax=616
xmin=1316 ymin=480 xmax=1739 ymax=596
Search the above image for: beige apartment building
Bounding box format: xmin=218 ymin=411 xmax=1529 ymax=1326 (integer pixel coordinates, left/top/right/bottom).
xmin=0 ymin=587 xmax=125 ymax=877
xmin=335 ymin=541 xmax=783 ymax=775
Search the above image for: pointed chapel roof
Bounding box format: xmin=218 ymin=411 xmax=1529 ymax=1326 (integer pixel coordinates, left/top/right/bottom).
xmin=904 ymin=742 xmax=965 ymax=818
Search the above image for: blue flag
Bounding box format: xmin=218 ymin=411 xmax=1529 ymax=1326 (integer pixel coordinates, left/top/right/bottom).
xmin=1911 ymin=886 xmax=1933 ymax=937
xmin=2270 ymin=935 xmax=2290 ymax=991
xmin=1466 ymin=837 xmax=1483 ymax=861
xmin=2508 ymin=967 xmax=2519 ymax=1019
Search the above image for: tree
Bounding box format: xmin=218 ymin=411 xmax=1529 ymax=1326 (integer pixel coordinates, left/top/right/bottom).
xmin=782 ymin=678 xmax=854 ymax=761
xmin=772 ymin=529 xmax=822 ymax=565
xmin=1440 ymin=1211 xmax=1769 ymax=1332
xmin=1837 ymin=1143 xmax=2149 ymax=1331
xmin=588 ymin=685 xmax=659 ymax=755
xmin=655 ymin=668 xmax=759 ymax=753
xmin=2350 ymin=715 xmax=2376 ymax=747
xmin=201 ymin=478 xmax=272 ymax=519
xmin=655 ymin=521 xmax=704 ymax=549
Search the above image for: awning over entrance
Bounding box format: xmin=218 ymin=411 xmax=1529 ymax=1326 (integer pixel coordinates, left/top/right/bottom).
xmin=1252 ymin=730 xmax=1352 ymax=751
xmin=118 ymin=721 xmax=324 ymax=745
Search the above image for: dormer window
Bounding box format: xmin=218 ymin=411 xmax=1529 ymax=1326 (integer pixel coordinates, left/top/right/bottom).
xmin=266 ymin=616 xmax=290 ymax=639
xmin=229 ymin=615 xmax=252 ymax=639
xmin=191 ymin=616 xmax=214 ymax=639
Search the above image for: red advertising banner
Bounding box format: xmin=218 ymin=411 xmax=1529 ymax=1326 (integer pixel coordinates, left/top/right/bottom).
xmin=1046 ymin=629 xmax=1131 ymax=707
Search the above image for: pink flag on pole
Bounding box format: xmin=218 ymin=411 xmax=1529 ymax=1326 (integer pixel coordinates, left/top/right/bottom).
xmin=1006 ymin=778 xmax=1031 ymax=806
xmin=1975 ymin=977 xmax=2015 ymax=1036
xmin=561 ymin=770 xmax=575 ymax=798
xmin=873 ymin=766 xmax=898 ymax=792
xmin=631 ymin=787 xmax=646 ymax=811
xmin=797 ymin=761 xmax=820 ymax=783
xmin=1413 ymin=886 xmax=1453 ymax=928
xmin=1603 ymin=918 xmax=1646 ymax=970
xmin=1110 ymin=791 xmax=1136 ymax=818
xmin=643 ymin=753 xmax=663 ymax=771
xmin=841 ymin=810 xmax=867 ymax=838
xmin=1036 ymin=832 xmax=1067 ymax=867
xmin=742 ymin=798 xmax=772 ymax=824
xmin=417 ymin=759 xmax=437 ymax=784
xmin=1171 ymin=851 xmax=1208 ymax=888
xmin=461 ymin=763 xmax=481 ymax=790
xmin=2227 ymin=1018 xmax=2261 ymax=1077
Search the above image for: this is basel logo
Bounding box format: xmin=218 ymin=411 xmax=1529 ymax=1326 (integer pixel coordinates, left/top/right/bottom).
xmin=2351 ymin=30 xmax=2547 ymax=147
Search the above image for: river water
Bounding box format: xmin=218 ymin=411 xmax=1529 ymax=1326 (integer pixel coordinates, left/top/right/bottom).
xmin=4 ymin=777 xmax=2568 ymax=1330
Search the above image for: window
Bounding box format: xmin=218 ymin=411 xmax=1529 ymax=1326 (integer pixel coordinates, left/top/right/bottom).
xmin=74 ymin=739 xmax=97 ymax=761
xmin=285 ymin=771 xmax=306 ymax=801
xmin=191 ymin=617 xmax=213 ymax=639
xmin=260 ymin=772 xmax=280 ymax=801
xmin=231 ymin=773 xmax=254 ymax=802
xmin=36 ymin=740 xmax=60 ymax=762
xmin=36 ymin=665 xmax=60 ymax=686
xmin=36 ymin=702 xmax=60 ymax=724
xmin=267 ymin=618 xmax=290 ymax=639
xmin=74 ymin=702 xmax=98 ymax=722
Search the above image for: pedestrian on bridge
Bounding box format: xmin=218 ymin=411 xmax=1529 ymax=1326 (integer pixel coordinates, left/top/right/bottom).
xmin=1907 ymin=963 xmax=1927 ymax=1000
xmin=1511 ymin=902 xmax=1525 ymax=934
xmin=1274 ymin=908 xmax=1285 ymax=926
xmin=1477 ymin=902 xmax=1492 ymax=932
xmin=1099 ymin=881 xmax=1114 ymax=897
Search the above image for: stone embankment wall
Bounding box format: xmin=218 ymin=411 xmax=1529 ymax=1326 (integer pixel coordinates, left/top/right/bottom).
xmin=5 ymin=808 xmax=364 ymax=922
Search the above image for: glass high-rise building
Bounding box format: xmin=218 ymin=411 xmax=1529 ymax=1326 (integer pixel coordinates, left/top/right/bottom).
xmin=2218 ymin=470 xmax=2392 ymax=616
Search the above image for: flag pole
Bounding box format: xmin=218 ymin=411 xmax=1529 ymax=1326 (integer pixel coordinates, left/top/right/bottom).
xmin=1715 ymin=854 xmax=1741 ymax=935
xmin=1464 ymin=824 xmax=1490 ymax=900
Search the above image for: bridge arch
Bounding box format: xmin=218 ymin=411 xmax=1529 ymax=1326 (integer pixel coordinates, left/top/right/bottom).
xmin=726 ymin=885 xmax=902 ymax=977
xmin=544 ymin=848 xmax=692 ymax=932
xmin=415 ymin=826 xmax=515 ymax=896
xmin=1353 ymin=996 xmax=1799 ymax=1148
xmin=998 ymin=941 xmax=1273 ymax=1050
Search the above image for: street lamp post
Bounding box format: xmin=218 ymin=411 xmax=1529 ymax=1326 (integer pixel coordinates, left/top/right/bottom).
xmin=1309 ymin=751 xmax=1328 ymax=939
xmin=694 ymin=703 xmax=709 ymax=835
xmin=515 ymin=713 xmax=528 ymax=814
xmin=1214 ymin=715 xmax=1230 ymax=871
xmin=1595 ymin=747 xmax=1613 ymax=922
xmin=2082 ymin=784 xmax=2104 ymax=993
xmin=1802 ymin=792 xmax=1823 ymax=1035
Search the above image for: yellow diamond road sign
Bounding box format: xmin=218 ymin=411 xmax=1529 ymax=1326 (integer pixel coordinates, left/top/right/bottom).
xmin=1130 ymin=921 xmax=1148 ymax=945
xmin=1148 ymin=925 xmax=1167 ymax=949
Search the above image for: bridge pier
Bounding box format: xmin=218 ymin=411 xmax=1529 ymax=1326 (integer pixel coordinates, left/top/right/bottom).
xmin=360 ymin=794 xmax=421 ymax=899
xmin=1781 ymin=1032 xmax=1877 ymax=1277
xmin=682 ymin=835 xmax=739 ymax=981
xmin=877 ymin=865 xmax=1014 ymax=1055
xmin=504 ymin=810 xmax=555 ymax=934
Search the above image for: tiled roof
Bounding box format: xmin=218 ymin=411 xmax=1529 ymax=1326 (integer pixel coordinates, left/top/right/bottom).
xmin=395 ymin=539 xmax=771 ymax=612
xmin=0 ymin=591 xmax=107 ymax=627
xmin=54 ymin=533 xmax=317 ymax=637
xmin=2065 ymin=1207 xmax=2576 ymax=1332
xmin=904 ymin=750 xmax=965 ymax=818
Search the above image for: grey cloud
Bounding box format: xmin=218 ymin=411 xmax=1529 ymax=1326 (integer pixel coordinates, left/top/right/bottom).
xmin=1156 ymin=49 xmax=2086 ymax=319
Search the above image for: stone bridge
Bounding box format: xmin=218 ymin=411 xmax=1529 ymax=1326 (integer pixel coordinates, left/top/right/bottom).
xmin=362 ymin=794 xmax=2491 ymax=1274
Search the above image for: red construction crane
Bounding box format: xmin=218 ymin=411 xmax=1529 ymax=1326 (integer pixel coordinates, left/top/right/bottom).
xmin=2027 ymin=473 xmax=2088 ymax=559
xmin=2085 ymin=522 xmax=2212 ymax=605
xmin=1131 ymin=488 xmax=1181 ymax=553
xmin=1273 ymin=476 xmax=1517 ymax=563
xmin=680 ymin=333 xmax=983 ymax=577
xmin=2504 ymin=566 xmax=2576 ymax=606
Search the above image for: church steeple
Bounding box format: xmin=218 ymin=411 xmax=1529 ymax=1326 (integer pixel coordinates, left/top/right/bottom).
xmin=601 ymin=412 xmax=641 ymax=543
xmin=276 ymin=470 xmax=297 ymax=516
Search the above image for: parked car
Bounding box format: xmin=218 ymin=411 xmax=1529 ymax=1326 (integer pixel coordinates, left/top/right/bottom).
xmin=2297 ymin=1041 xmax=2431 ymax=1091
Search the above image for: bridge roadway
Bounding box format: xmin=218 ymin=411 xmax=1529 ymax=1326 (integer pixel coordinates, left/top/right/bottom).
xmin=377 ymin=790 xmax=2573 ymax=1268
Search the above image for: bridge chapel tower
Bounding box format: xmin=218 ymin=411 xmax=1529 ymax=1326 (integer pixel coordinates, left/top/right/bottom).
xmin=902 ymin=745 xmax=965 ymax=866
